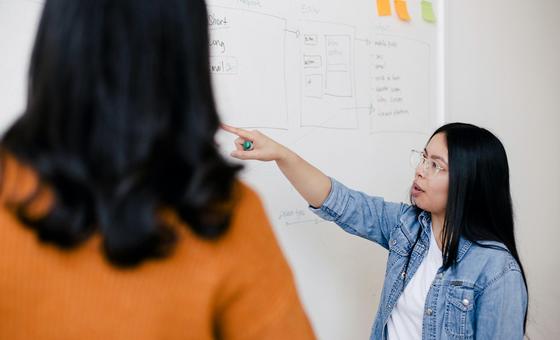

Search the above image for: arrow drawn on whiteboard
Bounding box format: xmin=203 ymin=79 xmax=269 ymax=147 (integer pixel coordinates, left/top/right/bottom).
xmin=285 ymin=29 xmax=301 ymax=38
xmin=340 ymin=103 xmax=375 ymax=115
xmin=355 ymin=37 xmax=372 ymax=46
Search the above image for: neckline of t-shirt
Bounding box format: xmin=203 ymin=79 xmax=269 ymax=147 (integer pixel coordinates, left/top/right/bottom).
xmin=429 ymin=225 xmax=443 ymax=255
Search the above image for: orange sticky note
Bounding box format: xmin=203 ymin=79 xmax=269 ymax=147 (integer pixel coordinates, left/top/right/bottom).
xmin=377 ymin=0 xmax=391 ymax=16
xmin=394 ymin=0 xmax=411 ymax=21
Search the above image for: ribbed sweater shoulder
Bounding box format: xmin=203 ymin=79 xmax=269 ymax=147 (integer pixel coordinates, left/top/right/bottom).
xmin=0 ymin=152 xmax=315 ymax=340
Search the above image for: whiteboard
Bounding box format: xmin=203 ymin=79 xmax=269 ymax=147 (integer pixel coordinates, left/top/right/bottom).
xmin=0 ymin=0 xmax=444 ymax=338
xmin=211 ymin=1 xmax=443 ymax=338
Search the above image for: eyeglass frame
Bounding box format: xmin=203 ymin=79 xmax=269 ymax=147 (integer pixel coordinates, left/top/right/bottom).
xmin=410 ymin=149 xmax=447 ymax=177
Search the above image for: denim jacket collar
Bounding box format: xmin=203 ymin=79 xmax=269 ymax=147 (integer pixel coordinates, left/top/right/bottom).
xmin=416 ymin=210 xmax=473 ymax=263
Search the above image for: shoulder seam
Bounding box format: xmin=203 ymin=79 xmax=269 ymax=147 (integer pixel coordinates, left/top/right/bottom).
xmin=480 ymin=264 xmax=522 ymax=293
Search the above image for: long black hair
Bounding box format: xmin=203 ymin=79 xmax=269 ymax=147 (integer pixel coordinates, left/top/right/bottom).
xmin=432 ymin=122 xmax=528 ymax=330
xmin=0 ymin=0 xmax=242 ymax=267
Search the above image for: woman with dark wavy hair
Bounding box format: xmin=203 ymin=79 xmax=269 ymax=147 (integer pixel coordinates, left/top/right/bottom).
xmin=223 ymin=122 xmax=528 ymax=340
xmin=0 ymin=1 xmax=315 ymax=339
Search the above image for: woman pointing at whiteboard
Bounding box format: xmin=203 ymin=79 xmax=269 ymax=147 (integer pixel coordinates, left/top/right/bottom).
xmin=223 ymin=123 xmax=528 ymax=340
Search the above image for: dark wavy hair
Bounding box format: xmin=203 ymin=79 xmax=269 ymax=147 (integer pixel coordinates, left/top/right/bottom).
xmin=432 ymin=123 xmax=528 ymax=331
xmin=0 ymin=0 xmax=242 ymax=267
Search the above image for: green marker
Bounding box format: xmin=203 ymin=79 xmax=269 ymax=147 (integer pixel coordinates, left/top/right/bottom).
xmin=242 ymin=140 xmax=253 ymax=151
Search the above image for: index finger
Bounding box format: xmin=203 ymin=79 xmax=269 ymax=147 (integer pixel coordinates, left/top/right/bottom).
xmin=221 ymin=123 xmax=253 ymax=140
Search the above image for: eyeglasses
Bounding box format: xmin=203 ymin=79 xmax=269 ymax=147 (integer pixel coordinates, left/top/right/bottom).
xmin=410 ymin=149 xmax=446 ymax=177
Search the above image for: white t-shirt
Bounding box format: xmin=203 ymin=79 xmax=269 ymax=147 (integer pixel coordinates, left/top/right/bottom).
xmin=387 ymin=226 xmax=443 ymax=340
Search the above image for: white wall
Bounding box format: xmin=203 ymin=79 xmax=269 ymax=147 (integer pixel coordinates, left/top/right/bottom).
xmin=445 ymin=1 xmax=560 ymax=338
xmin=0 ymin=0 xmax=42 ymax=130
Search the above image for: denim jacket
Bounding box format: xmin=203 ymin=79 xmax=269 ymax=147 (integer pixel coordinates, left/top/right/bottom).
xmin=310 ymin=178 xmax=527 ymax=340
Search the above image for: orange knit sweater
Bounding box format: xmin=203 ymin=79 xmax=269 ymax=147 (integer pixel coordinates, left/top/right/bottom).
xmin=0 ymin=154 xmax=316 ymax=340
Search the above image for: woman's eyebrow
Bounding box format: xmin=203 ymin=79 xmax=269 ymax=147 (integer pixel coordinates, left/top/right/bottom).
xmin=424 ymin=148 xmax=448 ymax=165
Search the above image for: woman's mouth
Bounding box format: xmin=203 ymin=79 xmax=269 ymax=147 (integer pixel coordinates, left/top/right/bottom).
xmin=412 ymin=182 xmax=425 ymax=197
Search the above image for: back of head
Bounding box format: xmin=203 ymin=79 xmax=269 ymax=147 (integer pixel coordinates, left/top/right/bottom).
xmin=1 ymin=0 xmax=242 ymax=267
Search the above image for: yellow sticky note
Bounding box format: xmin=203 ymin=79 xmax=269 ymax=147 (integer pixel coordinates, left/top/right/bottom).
xmin=377 ymin=0 xmax=391 ymax=16
xmin=394 ymin=0 xmax=411 ymax=22
xmin=422 ymin=1 xmax=437 ymax=23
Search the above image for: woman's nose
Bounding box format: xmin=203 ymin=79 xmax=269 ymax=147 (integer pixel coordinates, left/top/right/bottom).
xmin=415 ymin=164 xmax=425 ymax=178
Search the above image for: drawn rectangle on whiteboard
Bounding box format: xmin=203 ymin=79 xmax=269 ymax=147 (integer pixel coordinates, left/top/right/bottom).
xmin=326 ymin=35 xmax=350 ymax=67
xmin=325 ymin=35 xmax=352 ymax=98
xmin=304 ymin=35 xmax=319 ymax=46
xmin=325 ymin=71 xmax=352 ymax=97
xmin=208 ymin=6 xmax=288 ymax=129
xmin=370 ymin=35 xmax=432 ymax=133
xmin=300 ymin=21 xmax=357 ymax=129
xmin=304 ymin=74 xmax=323 ymax=98
xmin=304 ymin=55 xmax=322 ymax=69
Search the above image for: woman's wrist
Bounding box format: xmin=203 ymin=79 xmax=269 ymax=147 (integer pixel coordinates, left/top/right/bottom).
xmin=276 ymin=145 xmax=297 ymax=165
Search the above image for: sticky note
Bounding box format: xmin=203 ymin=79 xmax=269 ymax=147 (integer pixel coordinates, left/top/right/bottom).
xmin=422 ymin=1 xmax=436 ymax=23
xmin=377 ymin=0 xmax=391 ymax=16
xmin=394 ymin=0 xmax=411 ymax=22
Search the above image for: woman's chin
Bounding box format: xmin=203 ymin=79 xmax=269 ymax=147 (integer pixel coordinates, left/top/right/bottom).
xmin=413 ymin=198 xmax=428 ymax=211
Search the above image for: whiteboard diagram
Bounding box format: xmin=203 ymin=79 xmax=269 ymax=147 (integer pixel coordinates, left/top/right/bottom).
xmin=208 ymin=6 xmax=288 ymax=129
xmin=300 ymin=21 xmax=358 ymax=129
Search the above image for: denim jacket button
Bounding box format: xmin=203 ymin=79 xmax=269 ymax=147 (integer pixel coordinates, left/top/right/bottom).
xmin=390 ymin=239 xmax=397 ymax=247
xmin=425 ymin=308 xmax=433 ymax=316
xmin=462 ymin=299 xmax=469 ymax=306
